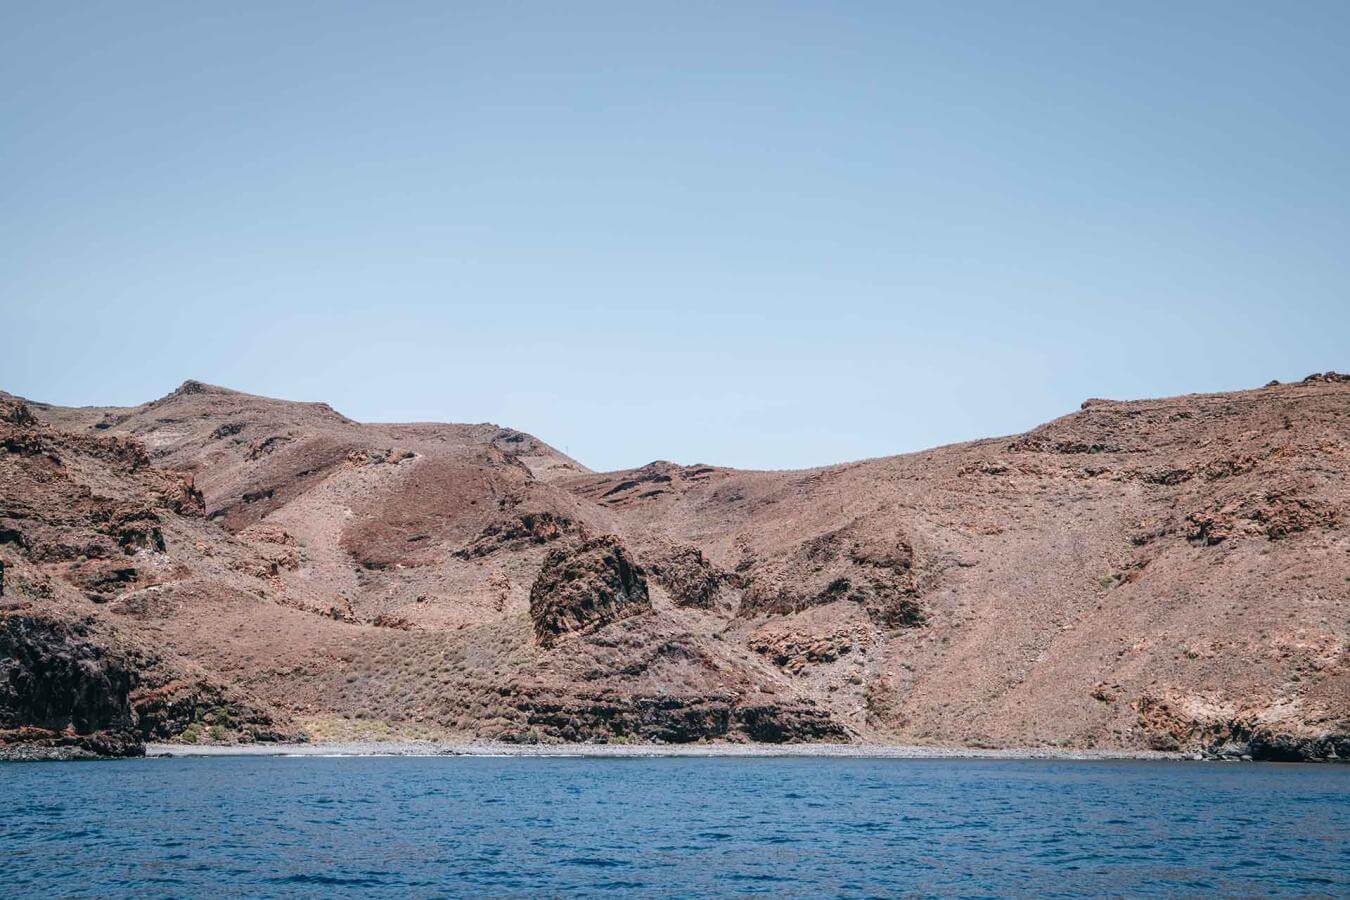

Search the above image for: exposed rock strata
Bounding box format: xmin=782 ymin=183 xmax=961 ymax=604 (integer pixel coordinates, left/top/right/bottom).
xmin=496 ymin=690 xmax=849 ymax=744
xmin=530 ymin=536 xmax=651 ymax=647
xmin=1 ymin=375 xmax=1346 ymax=758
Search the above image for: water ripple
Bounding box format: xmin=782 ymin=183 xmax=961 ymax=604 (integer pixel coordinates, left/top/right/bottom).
xmin=0 ymin=757 xmax=1346 ymax=897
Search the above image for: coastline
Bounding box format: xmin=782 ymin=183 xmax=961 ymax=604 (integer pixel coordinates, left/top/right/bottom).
xmin=145 ymin=741 xmax=1191 ymax=761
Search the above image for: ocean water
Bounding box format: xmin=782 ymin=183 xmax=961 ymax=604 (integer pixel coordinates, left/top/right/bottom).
xmin=1 ymin=756 xmax=1346 ymax=897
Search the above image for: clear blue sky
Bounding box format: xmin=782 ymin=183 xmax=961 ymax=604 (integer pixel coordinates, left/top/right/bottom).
xmin=3 ymin=2 xmax=1347 ymax=471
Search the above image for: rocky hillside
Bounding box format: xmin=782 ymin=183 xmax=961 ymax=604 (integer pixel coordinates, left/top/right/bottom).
xmin=2 ymin=376 xmax=1346 ymax=760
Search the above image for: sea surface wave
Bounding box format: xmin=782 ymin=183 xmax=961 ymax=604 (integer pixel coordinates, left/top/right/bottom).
xmin=1 ymin=757 xmax=1346 ymax=897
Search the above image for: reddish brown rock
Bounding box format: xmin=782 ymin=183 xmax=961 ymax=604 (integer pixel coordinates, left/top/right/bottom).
xmin=456 ymin=511 xmax=578 ymax=559
xmin=530 ymin=536 xmax=650 ymax=647
xmin=647 ymin=545 xmax=729 ymax=609
xmin=0 ymin=374 xmax=1346 ymax=757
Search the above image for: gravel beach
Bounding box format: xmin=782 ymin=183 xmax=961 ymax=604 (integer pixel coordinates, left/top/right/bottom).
xmin=146 ymin=741 xmax=1188 ymax=761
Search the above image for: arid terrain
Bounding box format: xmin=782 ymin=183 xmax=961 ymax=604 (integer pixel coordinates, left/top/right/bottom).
xmin=2 ymin=375 xmax=1346 ymax=760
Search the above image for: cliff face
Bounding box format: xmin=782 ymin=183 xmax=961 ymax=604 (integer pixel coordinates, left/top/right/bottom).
xmin=1 ymin=376 xmax=1346 ymax=759
xmin=0 ymin=394 xmax=300 ymax=758
xmin=0 ymin=611 xmax=140 ymax=759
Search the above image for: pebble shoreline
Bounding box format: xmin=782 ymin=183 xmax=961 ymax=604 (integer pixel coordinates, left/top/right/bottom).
xmin=146 ymin=741 xmax=1189 ymax=761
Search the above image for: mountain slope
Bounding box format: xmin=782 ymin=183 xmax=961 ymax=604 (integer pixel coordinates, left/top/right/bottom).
xmin=2 ymin=376 xmax=1346 ymax=759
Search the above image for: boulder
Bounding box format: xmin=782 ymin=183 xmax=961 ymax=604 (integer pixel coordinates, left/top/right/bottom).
xmin=529 ymin=535 xmax=650 ymax=647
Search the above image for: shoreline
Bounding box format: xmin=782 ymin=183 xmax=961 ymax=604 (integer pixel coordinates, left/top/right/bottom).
xmin=145 ymin=741 xmax=1191 ymax=761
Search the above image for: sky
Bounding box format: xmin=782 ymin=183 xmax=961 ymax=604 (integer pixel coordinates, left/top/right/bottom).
xmin=3 ymin=2 xmax=1347 ymax=472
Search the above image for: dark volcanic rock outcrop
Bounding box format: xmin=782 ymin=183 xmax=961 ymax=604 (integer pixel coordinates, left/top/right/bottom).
xmin=530 ymin=536 xmax=651 ymax=647
xmin=648 ymin=545 xmax=730 ymax=609
xmin=1138 ymin=694 xmax=1349 ymax=762
xmin=131 ymin=675 xmax=293 ymax=745
xmin=496 ymin=689 xmax=849 ymax=744
xmin=0 ymin=610 xmax=142 ymax=758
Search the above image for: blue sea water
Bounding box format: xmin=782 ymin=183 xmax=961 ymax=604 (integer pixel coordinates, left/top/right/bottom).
xmin=1 ymin=756 xmax=1347 ymax=897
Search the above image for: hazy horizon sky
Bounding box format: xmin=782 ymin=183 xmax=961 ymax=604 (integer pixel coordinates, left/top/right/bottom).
xmin=4 ymin=2 xmax=1347 ymax=471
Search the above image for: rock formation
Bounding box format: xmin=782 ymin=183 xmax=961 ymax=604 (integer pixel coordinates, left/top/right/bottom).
xmin=0 ymin=610 xmax=141 ymax=759
xmin=530 ymin=535 xmax=651 ymax=647
xmin=1 ymin=374 xmax=1345 ymax=758
xmin=647 ymin=545 xmax=729 ymax=609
